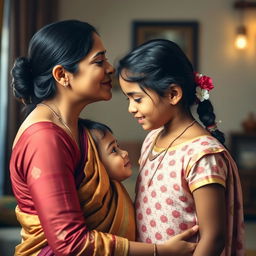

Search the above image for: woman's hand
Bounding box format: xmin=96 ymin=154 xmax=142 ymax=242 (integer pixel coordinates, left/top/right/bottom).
xmin=158 ymin=225 xmax=199 ymax=256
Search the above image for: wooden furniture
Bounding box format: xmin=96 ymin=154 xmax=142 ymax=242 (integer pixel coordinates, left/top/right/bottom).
xmin=229 ymin=133 xmax=256 ymax=219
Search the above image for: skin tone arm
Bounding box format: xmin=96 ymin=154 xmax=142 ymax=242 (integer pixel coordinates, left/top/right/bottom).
xmin=129 ymin=226 xmax=199 ymax=256
xmin=192 ymin=184 xmax=226 ymax=256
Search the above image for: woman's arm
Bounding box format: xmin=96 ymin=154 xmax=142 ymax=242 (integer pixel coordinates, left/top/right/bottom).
xmin=129 ymin=226 xmax=198 ymax=256
xmin=192 ymin=184 xmax=226 ymax=256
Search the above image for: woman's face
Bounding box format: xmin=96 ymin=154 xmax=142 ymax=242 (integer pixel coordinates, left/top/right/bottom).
xmin=69 ymin=33 xmax=115 ymax=104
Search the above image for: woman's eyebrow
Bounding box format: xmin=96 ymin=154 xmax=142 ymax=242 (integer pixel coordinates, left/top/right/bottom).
xmin=92 ymin=50 xmax=106 ymax=58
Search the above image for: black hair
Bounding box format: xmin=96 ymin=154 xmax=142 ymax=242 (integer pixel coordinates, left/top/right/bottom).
xmin=79 ymin=119 xmax=113 ymax=142
xmin=11 ymin=20 xmax=97 ymax=114
xmin=116 ymin=39 xmax=225 ymax=144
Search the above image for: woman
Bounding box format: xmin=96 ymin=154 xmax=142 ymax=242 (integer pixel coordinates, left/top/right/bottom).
xmin=10 ymin=20 xmax=198 ymax=255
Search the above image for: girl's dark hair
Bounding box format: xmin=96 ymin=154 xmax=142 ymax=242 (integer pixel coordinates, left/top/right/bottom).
xmin=116 ymin=39 xmax=225 ymax=144
xmin=79 ymin=119 xmax=113 ymax=140
xmin=11 ymin=20 xmax=97 ymax=113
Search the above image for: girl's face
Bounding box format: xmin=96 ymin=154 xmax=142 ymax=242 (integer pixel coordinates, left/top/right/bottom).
xmin=93 ymin=130 xmax=132 ymax=181
xmin=68 ymin=33 xmax=115 ymax=104
xmin=119 ymin=76 xmax=173 ymax=130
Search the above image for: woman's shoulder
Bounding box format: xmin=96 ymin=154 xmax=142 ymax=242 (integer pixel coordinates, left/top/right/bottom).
xmin=13 ymin=121 xmax=75 ymax=151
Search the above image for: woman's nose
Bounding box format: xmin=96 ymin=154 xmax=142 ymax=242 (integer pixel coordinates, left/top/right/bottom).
xmin=106 ymin=61 xmax=115 ymax=75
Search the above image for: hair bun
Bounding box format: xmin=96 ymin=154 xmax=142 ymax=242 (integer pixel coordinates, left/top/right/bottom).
xmin=11 ymin=57 xmax=34 ymax=103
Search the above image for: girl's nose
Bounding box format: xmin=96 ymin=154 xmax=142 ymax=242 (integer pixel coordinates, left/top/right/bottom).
xmin=120 ymin=149 xmax=128 ymax=158
xmin=128 ymin=101 xmax=137 ymax=114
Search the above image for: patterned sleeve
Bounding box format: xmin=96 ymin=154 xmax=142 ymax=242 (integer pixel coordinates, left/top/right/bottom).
xmin=186 ymin=153 xmax=228 ymax=192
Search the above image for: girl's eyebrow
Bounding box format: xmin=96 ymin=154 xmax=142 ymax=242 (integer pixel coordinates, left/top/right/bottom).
xmin=106 ymin=139 xmax=116 ymax=151
xmin=126 ymin=91 xmax=142 ymax=97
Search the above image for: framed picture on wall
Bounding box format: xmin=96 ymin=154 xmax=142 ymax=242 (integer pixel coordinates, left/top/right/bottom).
xmin=132 ymin=21 xmax=199 ymax=70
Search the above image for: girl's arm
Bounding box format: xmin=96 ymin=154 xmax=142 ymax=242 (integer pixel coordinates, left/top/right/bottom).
xmin=192 ymin=184 xmax=226 ymax=256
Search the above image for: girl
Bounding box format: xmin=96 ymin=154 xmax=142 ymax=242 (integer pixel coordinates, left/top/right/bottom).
xmin=80 ymin=119 xmax=133 ymax=182
xmin=10 ymin=20 xmax=198 ymax=255
xmin=117 ymin=39 xmax=244 ymax=256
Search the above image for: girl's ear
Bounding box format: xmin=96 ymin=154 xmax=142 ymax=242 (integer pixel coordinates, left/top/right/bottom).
xmin=167 ymin=84 xmax=183 ymax=105
xmin=52 ymin=65 xmax=69 ymax=87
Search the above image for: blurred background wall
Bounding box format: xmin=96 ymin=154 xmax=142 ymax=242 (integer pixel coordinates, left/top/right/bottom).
xmin=58 ymin=0 xmax=256 ymax=143
xmin=1 ymin=0 xmax=256 ymax=255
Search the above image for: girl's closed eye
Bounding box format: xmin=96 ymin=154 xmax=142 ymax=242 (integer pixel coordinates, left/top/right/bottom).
xmin=134 ymin=98 xmax=141 ymax=103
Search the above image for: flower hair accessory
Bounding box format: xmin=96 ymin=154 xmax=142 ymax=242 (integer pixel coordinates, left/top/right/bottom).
xmin=206 ymin=123 xmax=218 ymax=133
xmin=194 ymin=72 xmax=214 ymax=102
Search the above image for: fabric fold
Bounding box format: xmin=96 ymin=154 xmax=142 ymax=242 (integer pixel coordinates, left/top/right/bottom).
xmin=15 ymin=129 xmax=135 ymax=256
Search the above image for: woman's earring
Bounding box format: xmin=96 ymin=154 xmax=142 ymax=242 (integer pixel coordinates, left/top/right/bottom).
xmin=63 ymin=80 xmax=69 ymax=87
xmin=21 ymin=98 xmax=26 ymax=105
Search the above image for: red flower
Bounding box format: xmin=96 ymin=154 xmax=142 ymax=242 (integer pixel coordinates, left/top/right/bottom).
xmin=194 ymin=72 xmax=214 ymax=91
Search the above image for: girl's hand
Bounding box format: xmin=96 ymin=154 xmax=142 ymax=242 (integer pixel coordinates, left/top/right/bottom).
xmin=158 ymin=225 xmax=199 ymax=256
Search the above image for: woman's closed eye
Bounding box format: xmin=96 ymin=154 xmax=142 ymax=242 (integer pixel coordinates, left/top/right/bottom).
xmin=94 ymin=57 xmax=108 ymax=66
xmin=95 ymin=60 xmax=104 ymax=66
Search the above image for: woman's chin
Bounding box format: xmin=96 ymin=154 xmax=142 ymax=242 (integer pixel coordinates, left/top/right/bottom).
xmin=103 ymin=92 xmax=112 ymax=101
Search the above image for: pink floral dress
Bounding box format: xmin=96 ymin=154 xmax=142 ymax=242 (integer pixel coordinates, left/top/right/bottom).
xmin=135 ymin=128 xmax=244 ymax=256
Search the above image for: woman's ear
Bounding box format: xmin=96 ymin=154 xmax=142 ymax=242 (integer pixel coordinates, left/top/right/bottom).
xmin=167 ymin=84 xmax=183 ymax=105
xmin=52 ymin=65 xmax=69 ymax=87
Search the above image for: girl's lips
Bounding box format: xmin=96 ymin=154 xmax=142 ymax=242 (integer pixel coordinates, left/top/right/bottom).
xmin=137 ymin=117 xmax=145 ymax=124
xmin=124 ymin=161 xmax=132 ymax=168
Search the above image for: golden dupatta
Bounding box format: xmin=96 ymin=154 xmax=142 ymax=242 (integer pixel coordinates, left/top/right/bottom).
xmin=15 ymin=130 xmax=135 ymax=256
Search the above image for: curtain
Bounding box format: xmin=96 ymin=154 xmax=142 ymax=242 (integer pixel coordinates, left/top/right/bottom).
xmin=4 ymin=0 xmax=59 ymax=194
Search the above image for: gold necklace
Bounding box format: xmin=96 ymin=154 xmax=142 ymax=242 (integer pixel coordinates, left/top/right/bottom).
xmin=139 ymin=120 xmax=196 ymax=187
xmin=37 ymin=102 xmax=73 ymax=135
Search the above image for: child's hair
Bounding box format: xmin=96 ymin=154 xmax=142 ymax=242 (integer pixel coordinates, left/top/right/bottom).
xmin=11 ymin=20 xmax=97 ymax=113
xmin=116 ymin=39 xmax=225 ymax=144
xmin=79 ymin=119 xmax=113 ymax=143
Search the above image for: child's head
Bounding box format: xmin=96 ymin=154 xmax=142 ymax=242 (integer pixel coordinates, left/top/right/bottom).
xmin=117 ymin=39 xmax=196 ymax=108
xmin=80 ymin=119 xmax=132 ymax=181
xmin=117 ymin=39 xmax=225 ymax=144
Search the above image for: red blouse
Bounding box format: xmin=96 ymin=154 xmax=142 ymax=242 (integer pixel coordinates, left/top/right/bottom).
xmin=10 ymin=122 xmax=89 ymax=254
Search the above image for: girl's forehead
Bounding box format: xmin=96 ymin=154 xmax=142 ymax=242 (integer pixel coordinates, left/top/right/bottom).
xmin=119 ymin=77 xmax=141 ymax=92
xmin=119 ymin=77 xmax=156 ymax=97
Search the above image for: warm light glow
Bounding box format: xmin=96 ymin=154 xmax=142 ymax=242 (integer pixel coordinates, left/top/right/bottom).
xmin=235 ymin=34 xmax=248 ymax=49
xmin=235 ymin=25 xmax=248 ymax=49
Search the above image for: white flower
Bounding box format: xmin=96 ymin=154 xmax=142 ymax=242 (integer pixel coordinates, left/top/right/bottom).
xmin=196 ymin=87 xmax=210 ymax=102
